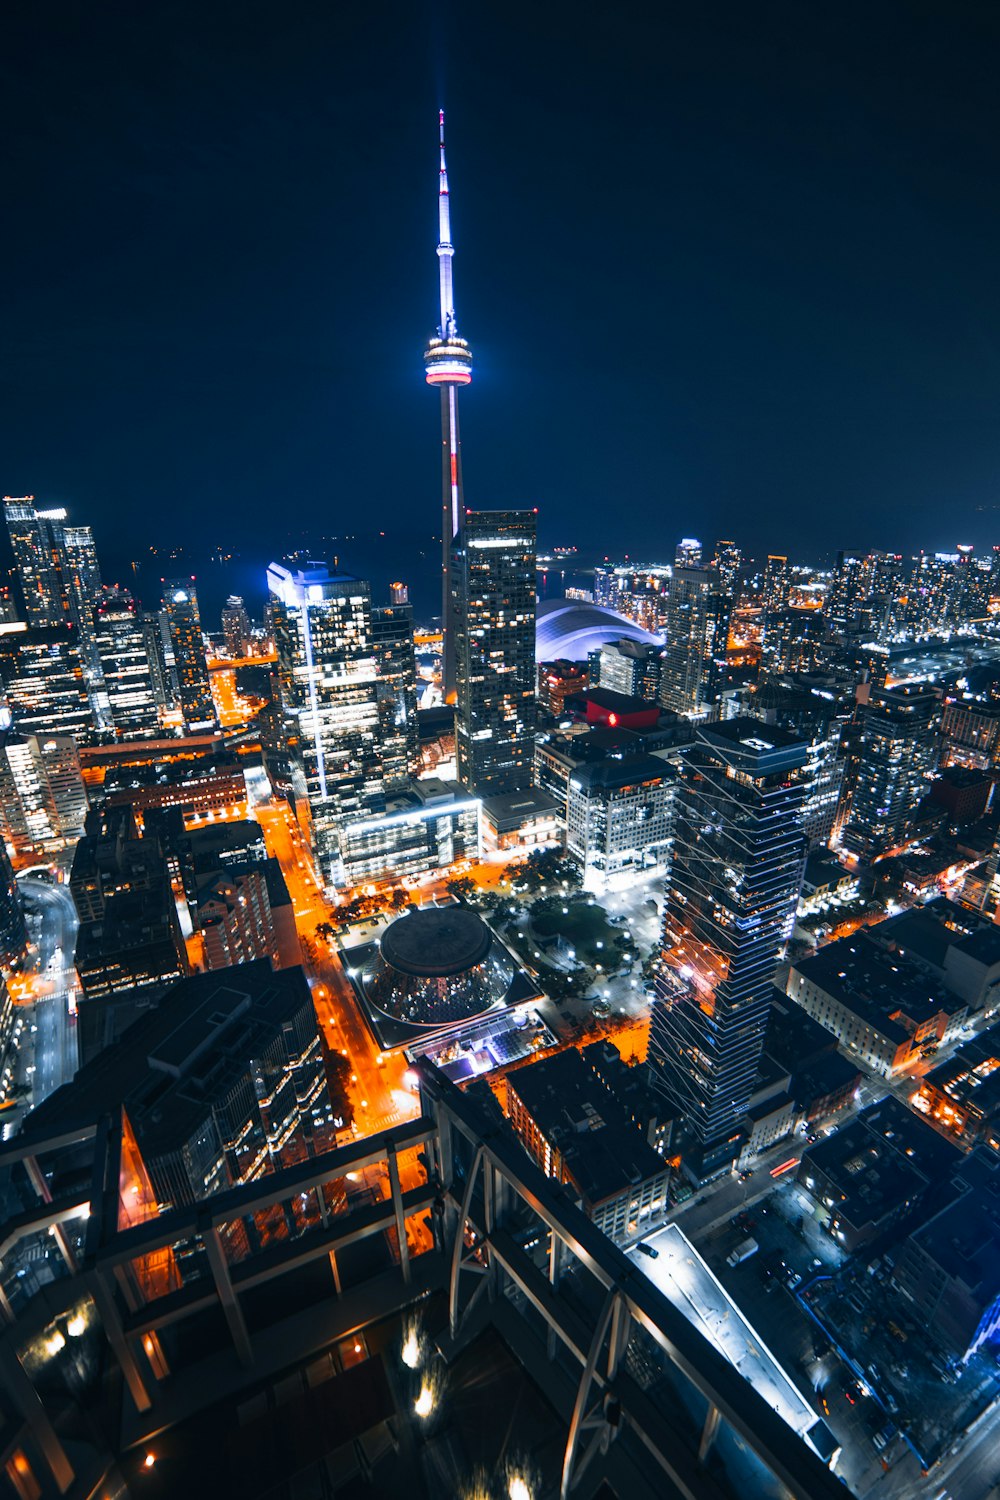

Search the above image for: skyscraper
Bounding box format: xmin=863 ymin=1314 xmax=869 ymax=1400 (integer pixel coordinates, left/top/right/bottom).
xmin=451 ymin=510 xmax=537 ymax=796
xmin=713 ymin=539 xmax=742 ymax=598
xmin=650 ymin=720 xmax=808 ymax=1175
xmin=659 ymin=567 xmax=728 ymax=717
xmin=94 ymin=587 xmax=160 ymax=740
xmin=841 ymin=684 xmax=939 ymax=862
xmin=267 ymin=562 xmax=384 ymax=889
xmin=222 ymin=595 xmax=252 ymax=659
xmin=162 ymin=579 xmax=217 ymax=734
xmin=371 ymin=603 xmax=420 ymax=793
xmin=0 ymin=626 xmax=93 ymax=740
xmin=675 ymin=538 xmax=703 ymax=569
xmin=2 ymin=500 xmax=104 ymax=687
xmin=0 ymin=731 xmax=87 ymax=853
xmin=3 ymin=498 xmax=65 ymax=627
xmin=424 ymin=111 xmax=473 ymax=699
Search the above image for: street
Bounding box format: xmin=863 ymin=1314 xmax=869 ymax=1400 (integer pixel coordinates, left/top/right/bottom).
xmin=16 ymin=877 xmax=79 ymax=1111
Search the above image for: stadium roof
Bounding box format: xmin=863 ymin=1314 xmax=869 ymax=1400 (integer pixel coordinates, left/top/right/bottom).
xmin=536 ymin=598 xmax=663 ymax=663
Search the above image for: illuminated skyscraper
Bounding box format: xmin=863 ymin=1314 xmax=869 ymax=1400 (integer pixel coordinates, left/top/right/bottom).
xmin=222 ymin=595 xmax=252 ymax=659
xmin=451 ymin=510 xmax=537 ymax=795
xmin=94 ymin=587 xmax=159 ymax=740
xmin=2 ymin=500 xmax=103 ymax=687
xmin=713 ymin=539 xmax=741 ymax=598
xmin=841 ymin=684 xmax=939 ymax=862
xmin=675 ymin=538 xmax=703 ymax=569
xmin=0 ymin=731 xmax=87 ymax=853
xmin=650 ymin=721 xmax=808 ymax=1174
xmin=371 ymin=603 xmax=420 ymax=792
xmin=267 ymin=562 xmax=384 ymax=889
xmin=659 ymin=567 xmax=727 ymax=717
xmin=162 ymin=579 xmax=217 ymax=733
xmin=0 ymin=626 xmax=93 ymax=740
xmin=3 ymin=498 xmax=65 ymax=627
xmin=424 ymin=111 xmax=473 ymax=698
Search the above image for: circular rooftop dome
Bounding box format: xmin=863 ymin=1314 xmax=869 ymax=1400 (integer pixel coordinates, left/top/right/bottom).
xmin=536 ymin=598 xmax=662 ymax=664
xmin=362 ymin=906 xmax=513 ymax=1029
xmin=379 ymin=906 xmax=492 ymax=978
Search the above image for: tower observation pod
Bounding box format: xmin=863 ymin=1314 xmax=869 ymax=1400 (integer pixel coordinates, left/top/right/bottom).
xmin=425 ymin=109 xmax=473 ymax=699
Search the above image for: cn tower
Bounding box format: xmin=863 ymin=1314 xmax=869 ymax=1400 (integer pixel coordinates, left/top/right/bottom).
xmin=424 ymin=109 xmax=472 ymax=700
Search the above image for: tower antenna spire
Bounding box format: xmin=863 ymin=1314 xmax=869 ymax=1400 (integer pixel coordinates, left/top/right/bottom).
xmin=424 ymin=108 xmax=473 ymax=699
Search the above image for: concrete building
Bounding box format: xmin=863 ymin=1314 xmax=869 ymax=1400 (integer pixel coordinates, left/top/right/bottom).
xmin=221 ymin=594 xmax=252 ymax=658
xmin=911 ymin=1019 xmax=1000 ymax=1154
xmin=28 ymin=961 xmax=329 ymax=1209
xmin=565 ymin=753 xmax=674 ymax=893
xmin=195 ymin=860 xmax=300 ymax=972
xmin=505 ymin=1046 xmax=670 ymax=1244
xmin=597 ymin=639 xmax=662 ymax=701
xmin=0 ymin=731 xmax=87 ymax=853
xmin=797 ymin=1096 xmax=958 ymax=1253
xmin=786 ymin=932 xmax=967 ymax=1078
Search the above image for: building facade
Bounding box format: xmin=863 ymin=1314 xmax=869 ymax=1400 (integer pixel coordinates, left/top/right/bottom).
xmin=451 ymin=509 xmax=537 ymax=796
xmin=161 ymin=579 xmax=217 ymax=733
xmin=94 ymin=587 xmax=159 ymax=740
xmin=650 ymin=721 xmax=808 ymax=1174
xmin=659 ymin=566 xmax=728 ymax=718
xmin=268 ymin=562 xmax=384 ymax=890
xmin=841 ymin=684 xmax=939 ymax=862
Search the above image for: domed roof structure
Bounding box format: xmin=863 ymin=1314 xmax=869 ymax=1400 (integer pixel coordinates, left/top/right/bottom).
xmin=362 ymin=906 xmax=515 ymax=1029
xmin=536 ymin=598 xmax=662 ymax=664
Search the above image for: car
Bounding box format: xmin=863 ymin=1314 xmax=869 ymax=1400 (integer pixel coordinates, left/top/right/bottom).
xmin=635 ymin=1241 xmax=659 ymax=1260
xmin=785 ymin=1271 xmax=803 ymax=1291
xmin=872 ymin=1432 xmax=887 ymax=1452
xmin=843 ymin=1382 xmax=859 ymax=1406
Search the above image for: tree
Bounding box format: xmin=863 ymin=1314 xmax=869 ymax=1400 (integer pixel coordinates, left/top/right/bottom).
xmin=446 ymin=876 xmax=477 ymax=906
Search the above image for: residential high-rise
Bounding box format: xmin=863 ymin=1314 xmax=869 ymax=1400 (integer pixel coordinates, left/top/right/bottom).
xmin=841 ymin=684 xmax=939 ymax=862
xmin=371 ymin=603 xmax=420 ymax=792
xmin=142 ymin=610 xmax=175 ymax=708
xmin=0 ymin=732 xmax=87 ymax=853
xmin=451 ymin=510 xmax=537 ymax=796
xmin=2 ymin=500 xmax=104 ymax=688
xmin=94 ymin=587 xmax=159 ymax=740
xmin=0 ymin=625 xmax=93 ymax=740
xmin=713 ymin=539 xmax=742 ymax=598
xmin=267 ymin=562 xmax=384 ymax=889
xmin=675 ymin=537 xmax=702 ymax=568
xmin=424 ymin=111 xmax=473 ymax=698
xmin=3 ymin=498 xmax=65 ymax=627
xmin=222 ymin=594 xmax=252 ymax=659
xmin=650 ymin=720 xmax=808 ymax=1174
xmin=762 ymin=554 xmax=790 ymax=613
xmin=659 ymin=566 xmax=727 ymax=717
xmin=162 ymin=579 xmax=217 ymax=733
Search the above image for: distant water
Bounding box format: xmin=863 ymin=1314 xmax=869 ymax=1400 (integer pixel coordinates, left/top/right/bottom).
xmin=99 ymin=531 xmax=595 ymax=635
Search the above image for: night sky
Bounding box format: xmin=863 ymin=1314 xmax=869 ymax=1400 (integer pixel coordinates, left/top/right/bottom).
xmin=2 ymin=0 xmax=1000 ymax=609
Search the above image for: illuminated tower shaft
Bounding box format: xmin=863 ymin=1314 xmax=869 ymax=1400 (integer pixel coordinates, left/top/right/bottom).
xmin=424 ymin=110 xmax=472 ymax=698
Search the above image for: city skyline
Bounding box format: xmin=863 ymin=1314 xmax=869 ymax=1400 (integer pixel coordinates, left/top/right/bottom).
xmin=1 ymin=2 xmax=1000 ymax=571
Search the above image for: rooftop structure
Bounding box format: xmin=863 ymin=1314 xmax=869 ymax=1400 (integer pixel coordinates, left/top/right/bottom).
xmin=344 ymin=904 xmax=542 ymax=1058
xmin=787 ymin=930 xmax=968 ymax=1078
xmin=505 ymin=1046 xmax=670 ymax=1242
